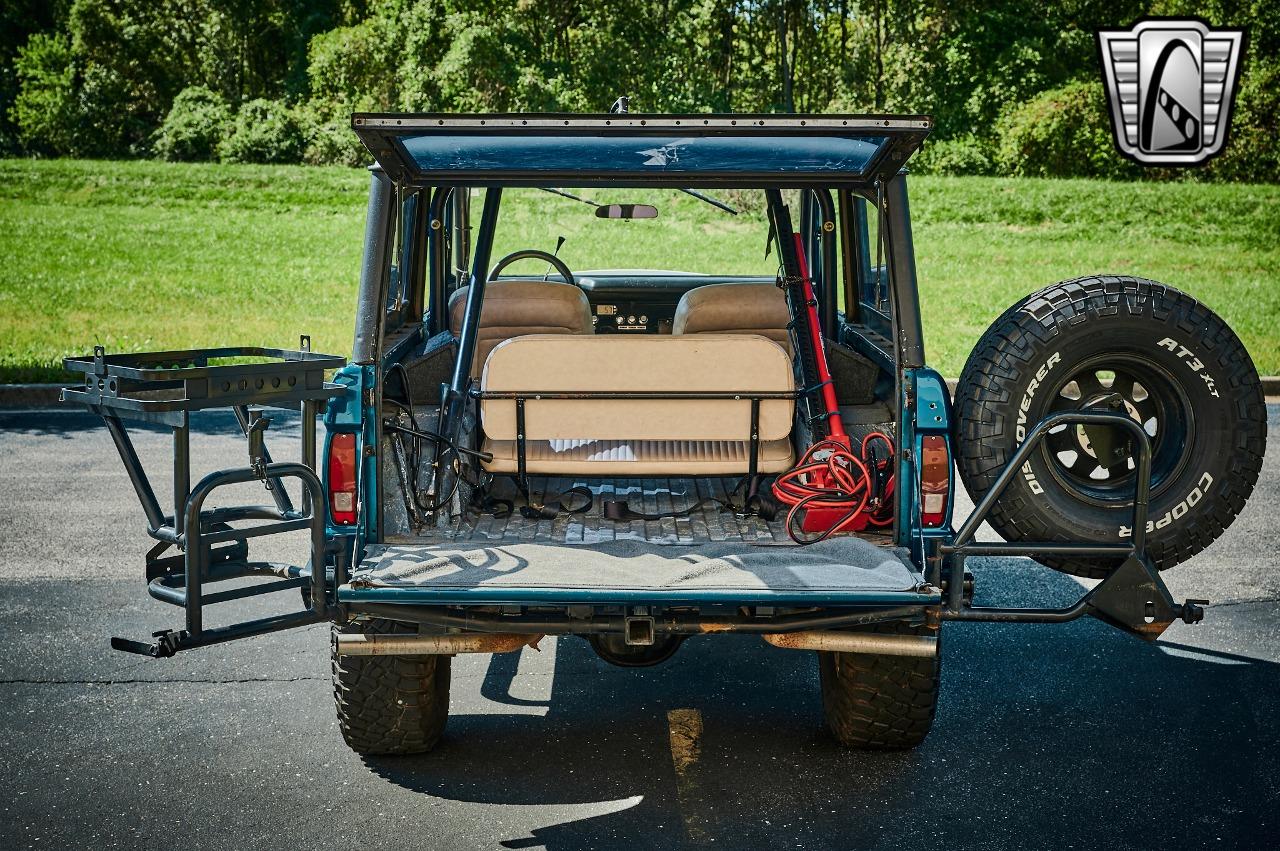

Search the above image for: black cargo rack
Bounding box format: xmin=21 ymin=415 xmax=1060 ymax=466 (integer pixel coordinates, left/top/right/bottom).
xmin=62 ymin=341 xmax=344 ymax=421
xmin=61 ymin=340 xmax=350 ymax=658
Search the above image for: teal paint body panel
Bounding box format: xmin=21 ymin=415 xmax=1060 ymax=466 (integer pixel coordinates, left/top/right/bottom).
xmin=322 ymin=364 xmax=368 ymax=554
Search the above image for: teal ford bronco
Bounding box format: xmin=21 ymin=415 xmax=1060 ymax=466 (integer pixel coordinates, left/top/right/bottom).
xmin=65 ymin=113 xmax=1266 ymax=755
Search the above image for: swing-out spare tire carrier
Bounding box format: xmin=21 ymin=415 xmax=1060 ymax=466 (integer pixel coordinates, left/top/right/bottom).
xmin=953 ymin=276 xmax=1266 ymax=579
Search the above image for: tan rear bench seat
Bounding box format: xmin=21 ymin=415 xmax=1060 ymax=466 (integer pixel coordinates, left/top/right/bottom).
xmin=479 ymin=334 xmax=795 ymax=476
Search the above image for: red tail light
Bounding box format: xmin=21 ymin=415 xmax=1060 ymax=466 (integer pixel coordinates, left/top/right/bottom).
xmin=328 ymin=433 xmax=358 ymax=525
xmin=919 ymin=434 xmax=950 ymax=528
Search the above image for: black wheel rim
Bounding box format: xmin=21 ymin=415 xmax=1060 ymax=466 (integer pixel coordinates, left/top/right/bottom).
xmin=1041 ymin=355 xmax=1193 ymax=506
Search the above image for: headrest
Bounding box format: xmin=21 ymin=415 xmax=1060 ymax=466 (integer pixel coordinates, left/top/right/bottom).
xmin=448 ymin=279 xmax=592 ymax=335
xmin=672 ymin=282 xmax=791 ymax=335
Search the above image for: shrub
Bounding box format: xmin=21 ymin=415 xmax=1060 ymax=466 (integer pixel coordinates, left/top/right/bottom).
xmin=299 ymin=14 xmax=399 ymax=167
xmin=218 ymin=98 xmax=303 ymax=164
xmin=911 ymin=134 xmax=995 ymax=176
xmin=153 ymin=86 xmax=230 ymax=161
xmin=307 ymin=18 xmax=398 ymax=110
xmin=75 ymin=62 xmax=145 ymax=156
xmin=1200 ymin=59 xmax=1280 ymax=185
xmin=296 ymin=100 xmax=370 ymax=167
xmin=434 ymin=13 xmax=525 ymax=112
xmin=10 ymin=32 xmax=76 ymax=156
xmin=12 ymin=31 xmax=156 ymax=159
xmin=994 ymin=80 xmax=1137 ymax=179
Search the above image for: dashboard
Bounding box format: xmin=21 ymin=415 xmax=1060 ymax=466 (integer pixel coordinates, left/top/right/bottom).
xmin=571 ymin=272 xmax=776 ymax=335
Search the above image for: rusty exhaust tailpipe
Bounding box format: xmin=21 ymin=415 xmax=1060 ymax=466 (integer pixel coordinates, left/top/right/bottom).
xmin=335 ymin=632 xmax=543 ymax=656
xmin=762 ymin=631 xmax=937 ymax=657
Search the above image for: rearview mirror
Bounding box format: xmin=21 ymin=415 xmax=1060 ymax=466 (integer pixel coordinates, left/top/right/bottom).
xmin=595 ymin=203 xmax=658 ymax=220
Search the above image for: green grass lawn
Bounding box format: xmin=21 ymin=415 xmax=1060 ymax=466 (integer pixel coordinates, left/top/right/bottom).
xmin=1 ymin=158 xmax=1277 ymax=382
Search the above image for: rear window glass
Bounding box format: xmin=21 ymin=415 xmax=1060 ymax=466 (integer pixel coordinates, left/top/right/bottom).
xmin=400 ymin=134 xmax=889 ymax=177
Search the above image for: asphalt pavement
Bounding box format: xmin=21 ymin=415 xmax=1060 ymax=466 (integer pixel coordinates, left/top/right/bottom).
xmin=0 ymin=406 xmax=1276 ymax=850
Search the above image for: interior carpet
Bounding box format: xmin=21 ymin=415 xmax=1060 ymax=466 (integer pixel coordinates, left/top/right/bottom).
xmin=391 ymin=476 xmax=804 ymax=546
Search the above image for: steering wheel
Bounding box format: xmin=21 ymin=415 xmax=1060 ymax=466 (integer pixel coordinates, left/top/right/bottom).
xmin=488 ymin=249 xmax=575 ymax=286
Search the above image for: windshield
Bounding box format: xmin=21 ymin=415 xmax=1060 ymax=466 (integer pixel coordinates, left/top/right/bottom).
xmin=482 ymin=187 xmax=776 ymax=276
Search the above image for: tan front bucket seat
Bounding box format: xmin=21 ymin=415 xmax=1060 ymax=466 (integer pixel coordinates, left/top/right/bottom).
xmin=449 ymin=279 xmax=594 ymax=378
xmin=672 ymin=282 xmax=793 ymax=355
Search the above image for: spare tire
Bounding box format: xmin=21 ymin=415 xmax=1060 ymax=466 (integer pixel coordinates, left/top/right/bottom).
xmin=954 ymin=275 xmax=1266 ymax=578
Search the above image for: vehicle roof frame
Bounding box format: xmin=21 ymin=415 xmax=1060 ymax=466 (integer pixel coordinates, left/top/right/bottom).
xmin=352 ymin=113 xmax=932 ymax=189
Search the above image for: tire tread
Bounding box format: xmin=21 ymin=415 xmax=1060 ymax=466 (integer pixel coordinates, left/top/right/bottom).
xmin=818 ymin=621 xmax=940 ymax=750
xmin=331 ymin=619 xmax=451 ymax=756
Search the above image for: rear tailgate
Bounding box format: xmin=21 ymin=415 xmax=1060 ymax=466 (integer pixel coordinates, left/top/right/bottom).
xmin=338 ymin=537 xmax=937 ymax=607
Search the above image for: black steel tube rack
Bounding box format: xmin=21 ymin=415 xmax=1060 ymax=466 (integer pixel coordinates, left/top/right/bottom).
xmin=60 ymin=343 xmax=348 ymax=658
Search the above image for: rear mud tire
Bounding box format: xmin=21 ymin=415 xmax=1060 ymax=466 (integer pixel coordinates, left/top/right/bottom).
xmin=954 ymin=276 xmax=1266 ymax=578
xmin=818 ymin=621 xmax=940 ymax=750
xmin=332 ymin=618 xmax=451 ymax=756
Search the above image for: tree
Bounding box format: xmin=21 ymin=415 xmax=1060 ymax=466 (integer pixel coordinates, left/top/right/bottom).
xmin=1 ymin=0 xmax=1275 ymax=180
xmin=10 ymin=32 xmax=77 ymax=155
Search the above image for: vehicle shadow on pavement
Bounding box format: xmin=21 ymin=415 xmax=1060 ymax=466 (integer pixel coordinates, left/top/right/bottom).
xmin=362 ymin=562 xmax=1280 ymax=851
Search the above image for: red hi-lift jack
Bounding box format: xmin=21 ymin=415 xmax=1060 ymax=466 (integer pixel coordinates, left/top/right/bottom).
xmin=765 ymin=197 xmax=895 ymax=543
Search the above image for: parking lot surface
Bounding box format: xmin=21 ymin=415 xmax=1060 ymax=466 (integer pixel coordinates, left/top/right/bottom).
xmin=1 ymin=407 xmax=1276 ymax=850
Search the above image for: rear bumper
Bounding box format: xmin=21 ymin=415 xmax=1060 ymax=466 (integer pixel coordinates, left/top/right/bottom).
xmin=339 ymin=600 xmax=936 ymax=638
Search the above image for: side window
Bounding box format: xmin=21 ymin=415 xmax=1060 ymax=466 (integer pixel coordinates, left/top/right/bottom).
xmin=387 ymin=186 xmax=434 ymax=334
xmin=382 ymin=188 xmax=407 ymax=333
xmin=423 ymin=185 xmax=484 ymax=336
xmin=862 ymin=196 xmax=888 ymax=317
xmin=839 ymin=192 xmax=891 ymax=339
xmin=449 ymin=188 xmax=472 ymax=296
xmin=797 ymin=189 xmax=839 ymax=335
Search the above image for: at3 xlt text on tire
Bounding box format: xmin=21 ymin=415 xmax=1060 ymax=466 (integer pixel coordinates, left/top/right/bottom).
xmin=953 ymin=275 xmax=1266 ymax=578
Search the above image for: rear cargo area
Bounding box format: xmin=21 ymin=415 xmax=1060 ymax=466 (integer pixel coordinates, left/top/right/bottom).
xmin=362 ymin=339 xmax=918 ymax=604
xmin=359 ymin=459 xmax=934 ymax=605
xmin=381 ymin=402 xmax=897 ymax=548
xmin=388 ymin=475 xmax=791 ymax=546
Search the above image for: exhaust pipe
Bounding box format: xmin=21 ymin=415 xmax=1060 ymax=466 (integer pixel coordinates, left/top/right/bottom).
xmin=336 ymin=632 xmax=542 ymax=656
xmin=762 ymin=631 xmax=936 ymax=657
